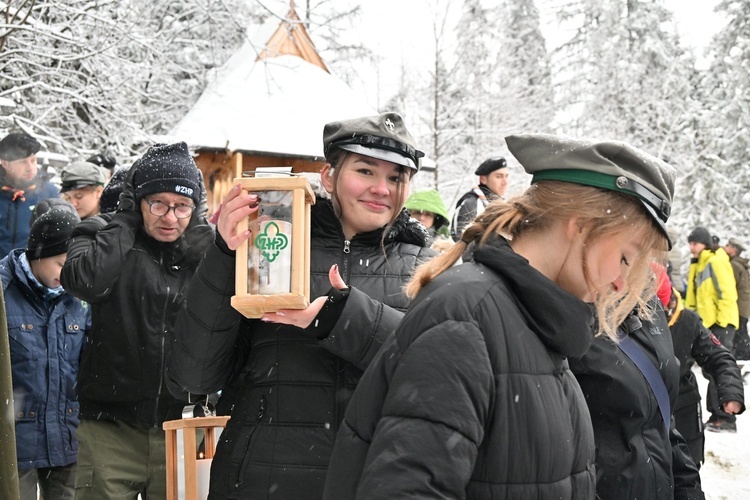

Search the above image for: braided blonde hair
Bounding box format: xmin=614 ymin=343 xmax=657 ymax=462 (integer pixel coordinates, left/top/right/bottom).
xmin=406 ymin=181 xmax=668 ymax=339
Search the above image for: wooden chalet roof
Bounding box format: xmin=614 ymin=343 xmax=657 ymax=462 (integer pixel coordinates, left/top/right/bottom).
xmin=257 ymin=5 xmax=329 ymax=73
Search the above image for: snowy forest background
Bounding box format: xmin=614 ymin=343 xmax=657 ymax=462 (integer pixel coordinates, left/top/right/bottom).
xmin=1 ymin=0 xmax=749 ymax=257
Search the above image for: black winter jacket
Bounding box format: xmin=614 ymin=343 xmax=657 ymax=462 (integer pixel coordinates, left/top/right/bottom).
xmin=167 ymin=198 xmax=434 ymax=499
xmin=324 ymin=236 xmax=596 ymax=500
xmin=60 ymin=210 xmax=213 ymax=427
xmin=569 ymin=307 xmax=705 ymax=500
xmin=450 ymin=184 xmax=496 ymax=242
xmin=669 ymin=300 xmax=745 ymax=464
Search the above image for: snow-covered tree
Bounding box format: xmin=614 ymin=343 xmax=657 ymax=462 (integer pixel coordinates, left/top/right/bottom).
xmin=408 ymin=0 xmax=553 ymax=205
xmin=0 ymin=0 xmax=253 ymax=158
xmin=552 ymin=0 xmax=702 ymax=240
xmin=685 ymin=0 xmax=750 ymax=241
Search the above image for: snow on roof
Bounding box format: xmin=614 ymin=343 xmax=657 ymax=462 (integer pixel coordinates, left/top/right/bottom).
xmin=168 ymin=46 xmax=376 ymax=159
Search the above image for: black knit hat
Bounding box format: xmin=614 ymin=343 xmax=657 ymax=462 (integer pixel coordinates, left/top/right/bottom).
xmin=29 ymin=198 xmax=78 ymax=227
xmin=133 ymin=142 xmax=201 ymax=205
xmin=688 ymin=227 xmax=712 ymax=247
xmin=474 ymin=156 xmax=507 ymax=176
xmin=0 ymin=132 xmax=41 ymax=161
xmin=99 ymin=166 xmax=130 ymax=214
xmin=26 ymin=208 xmax=80 ymax=260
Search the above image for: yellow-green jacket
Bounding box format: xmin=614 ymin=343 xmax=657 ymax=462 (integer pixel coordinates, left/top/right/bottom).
xmin=686 ymin=248 xmax=740 ymax=329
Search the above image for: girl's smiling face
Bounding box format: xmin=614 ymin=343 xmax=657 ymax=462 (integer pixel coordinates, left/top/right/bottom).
xmin=322 ymin=152 xmax=409 ymax=239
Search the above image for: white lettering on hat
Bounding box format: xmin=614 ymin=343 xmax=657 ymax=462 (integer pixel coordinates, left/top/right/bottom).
xmin=175 ymin=185 xmax=194 ymax=196
xmin=385 ymin=118 xmax=395 ymax=133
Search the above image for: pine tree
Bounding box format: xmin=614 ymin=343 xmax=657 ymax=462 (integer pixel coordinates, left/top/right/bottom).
xmin=689 ymin=0 xmax=750 ymax=240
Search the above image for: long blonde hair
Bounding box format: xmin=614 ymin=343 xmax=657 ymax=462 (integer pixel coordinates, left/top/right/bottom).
xmin=406 ymin=181 xmax=668 ymax=339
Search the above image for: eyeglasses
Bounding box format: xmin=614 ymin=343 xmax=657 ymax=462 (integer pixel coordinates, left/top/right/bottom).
xmin=145 ymin=199 xmax=195 ymax=219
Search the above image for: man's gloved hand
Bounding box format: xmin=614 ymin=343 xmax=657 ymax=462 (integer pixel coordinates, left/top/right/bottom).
xmin=117 ymin=160 xmax=139 ymax=213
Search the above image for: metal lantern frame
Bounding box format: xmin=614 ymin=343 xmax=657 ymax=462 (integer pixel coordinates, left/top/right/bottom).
xmin=231 ymin=176 xmax=315 ymax=318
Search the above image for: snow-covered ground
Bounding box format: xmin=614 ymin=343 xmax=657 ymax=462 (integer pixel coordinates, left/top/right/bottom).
xmin=700 ymin=362 xmax=750 ymax=499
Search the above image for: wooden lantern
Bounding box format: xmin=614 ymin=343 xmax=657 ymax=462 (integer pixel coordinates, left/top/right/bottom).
xmin=231 ymin=175 xmax=316 ymax=318
xmin=164 ymin=416 xmax=231 ymax=500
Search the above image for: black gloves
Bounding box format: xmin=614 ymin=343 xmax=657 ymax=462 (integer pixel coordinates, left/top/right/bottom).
xmin=117 ymin=160 xmax=139 ymax=213
xmin=304 ymin=286 xmax=351 ymax=340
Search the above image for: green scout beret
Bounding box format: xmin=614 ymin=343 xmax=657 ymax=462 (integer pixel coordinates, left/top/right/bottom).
xmin=323 ymin=112 xmax=424 ymax=171
xmin=61 ymin=161 xmax=108 ymax=192
xmin=505 ymin=133 xmax=675 ymax=244
xmin=0 ymin=132 xmax=41 ymax=161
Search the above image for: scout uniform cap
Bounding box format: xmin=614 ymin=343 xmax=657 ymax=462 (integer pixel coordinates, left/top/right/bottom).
xmin=0 ymin=132 xmax=41 ymax=161
xmin=474 ymin=156 xmax=508 ymax=176
xmin=323 ymin=112 xmax=424 ymax=171
xmin=505 ymin=133 xmax=675 ymax=245
xmin=60 ymin=161 xmax=108 ymax=193
xmin=728 ymin=238 xmax=745 ymax=253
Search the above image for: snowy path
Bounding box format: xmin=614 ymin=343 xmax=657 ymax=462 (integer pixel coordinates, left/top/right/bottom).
xmin=699 ymin=363 xmax=750 ymax=500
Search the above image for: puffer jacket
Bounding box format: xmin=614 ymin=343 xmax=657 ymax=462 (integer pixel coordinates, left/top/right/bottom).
xmin=729 ymin=254 xmax=750 ymax=318
xmin=0 ymin=170 xmax=59 ymax=257
xmin=324 ymin=236 xmax=596 ymax=500
xmin=685 ymin=248 xmax=739 ymax=329
xmin=167 ymin=198 xmax=435 ymax=499
xmin=60 ymin=209 xmax=213 ymax=427
xmin=569 ymin=307 xmax=704 ymax=500
xmin=2 ymin=249 xmax=89 ymax=469
xmin=669 ymin=295 xmax=745 ymax=464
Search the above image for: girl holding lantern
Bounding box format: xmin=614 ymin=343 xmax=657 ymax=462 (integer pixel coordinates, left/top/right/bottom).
xmin=167 ymin=112 xmax=435 ymax=499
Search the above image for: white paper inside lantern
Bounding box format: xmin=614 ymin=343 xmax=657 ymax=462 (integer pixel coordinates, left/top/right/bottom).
xmin=175 ymin=426 xmax=225 ymax=500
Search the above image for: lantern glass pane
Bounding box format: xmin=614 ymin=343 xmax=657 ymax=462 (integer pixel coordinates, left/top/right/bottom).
xmin=248 ymin=190 xmax=293 ymax=294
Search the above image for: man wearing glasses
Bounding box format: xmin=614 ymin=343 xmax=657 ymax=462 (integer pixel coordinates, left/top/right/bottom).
xmin=60 ymin=142 xmax=213 ymax=499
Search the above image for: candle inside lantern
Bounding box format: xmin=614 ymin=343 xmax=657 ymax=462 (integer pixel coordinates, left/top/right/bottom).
xmin=196 ymin=458 xmax=212 ymax=499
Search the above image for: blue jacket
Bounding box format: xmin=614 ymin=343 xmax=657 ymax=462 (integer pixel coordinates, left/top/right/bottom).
xmin=0 ymin=171 xmax=60 ymax=258
xmin=1 ymin=249 xmax=89 ymax=469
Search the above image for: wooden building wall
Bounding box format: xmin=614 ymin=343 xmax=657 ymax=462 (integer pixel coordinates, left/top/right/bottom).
xmin=195 ymin=150 xmax=325 ymax=217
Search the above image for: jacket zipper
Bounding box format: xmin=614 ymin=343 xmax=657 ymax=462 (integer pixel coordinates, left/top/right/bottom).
xmin=155 ymin=251 xmax=169 ymax=425
xmin=341 ymin=239 xmax=353 ymax=283
xmin=257 ymin=395 xmax=265 ymax=421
